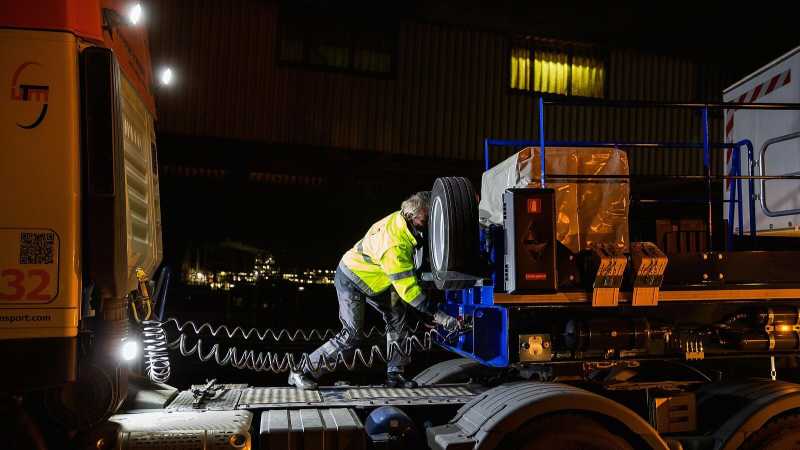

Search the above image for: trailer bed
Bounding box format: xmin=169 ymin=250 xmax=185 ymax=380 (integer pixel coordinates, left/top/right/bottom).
xmin=494 ymin=287 xmax=800 ymax=304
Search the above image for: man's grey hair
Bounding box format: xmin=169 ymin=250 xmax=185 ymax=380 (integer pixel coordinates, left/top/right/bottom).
xmin=401 ymin=191 xmax=431 ymax=221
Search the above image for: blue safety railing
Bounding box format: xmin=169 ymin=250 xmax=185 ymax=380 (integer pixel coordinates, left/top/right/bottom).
xmin=726 ymin=140 xmax=756 ymax=249
xmin=482 ymin=98 xmax=800 ymax=252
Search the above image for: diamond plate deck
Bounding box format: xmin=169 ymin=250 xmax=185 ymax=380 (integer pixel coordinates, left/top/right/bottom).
xmin=240 ymin=387 xmax=323 ymax=406
xmin=190 ymin=383 xmax=248 ymax=390
xmin=236 ymin=383 xmax=483 ymax=409
xmin=345 ymin=386 xmax=475 ymax=400
xmin=167 ymin=387 xmax=243 ymax=411
xmin=162 ymin=383 xmax=483 ymax=410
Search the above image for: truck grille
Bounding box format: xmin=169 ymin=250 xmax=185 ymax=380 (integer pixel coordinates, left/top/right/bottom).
xmin=119 ymin=72 xmax=162 ymax=285
xmin=122 ymin=91 xmax=152 ymax=249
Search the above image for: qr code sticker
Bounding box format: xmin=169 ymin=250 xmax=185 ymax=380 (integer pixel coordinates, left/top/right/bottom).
xmin=19 ymin=232 xmax=55 ymax=264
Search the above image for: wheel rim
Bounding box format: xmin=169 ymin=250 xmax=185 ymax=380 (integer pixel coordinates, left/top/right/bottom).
xmin=413 ymin=247 xmax=424 ymax=270
xmin=432 ymin=196 xmax=445 ymax=271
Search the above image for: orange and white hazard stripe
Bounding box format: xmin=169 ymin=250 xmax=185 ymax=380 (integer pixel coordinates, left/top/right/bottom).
xmin=724 ymin=69 xmax=792 ymax=190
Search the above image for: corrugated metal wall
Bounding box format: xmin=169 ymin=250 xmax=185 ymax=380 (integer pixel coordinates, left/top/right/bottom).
xmin=150 ymin=0 xmax=726 ymax=175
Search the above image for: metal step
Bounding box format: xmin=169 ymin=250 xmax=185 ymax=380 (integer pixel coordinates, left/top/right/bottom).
xmin=260 ymin=408 xmax=365 ymax=450
xmin=109 ymin=410 xmax=252 ymax=449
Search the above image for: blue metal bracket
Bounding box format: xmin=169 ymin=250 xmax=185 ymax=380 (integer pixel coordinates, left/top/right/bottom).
xmin=436 ymin=286 xmax=509 ymax=367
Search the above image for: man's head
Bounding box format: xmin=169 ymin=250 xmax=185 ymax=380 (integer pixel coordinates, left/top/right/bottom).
xmin=401 ymin=191 xmax=431 ymax=231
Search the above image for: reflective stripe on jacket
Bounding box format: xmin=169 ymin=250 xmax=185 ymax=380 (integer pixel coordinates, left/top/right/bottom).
xmin=340 ymin=211 xmax=424 ymax=307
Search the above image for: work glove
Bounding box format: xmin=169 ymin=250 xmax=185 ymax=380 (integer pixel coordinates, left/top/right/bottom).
xmin=433 ymin=311 xmax=460 ymax=332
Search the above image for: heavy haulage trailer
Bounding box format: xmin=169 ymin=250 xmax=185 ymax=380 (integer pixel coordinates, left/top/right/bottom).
xmin=3 ymin=3 xmax=800 ymax=447
xmin=102 ymin=97 xmax=800 ymax=450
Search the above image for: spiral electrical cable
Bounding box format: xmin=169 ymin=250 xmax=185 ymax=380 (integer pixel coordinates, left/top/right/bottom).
xmin=170 ymin=327 xmax=440 ymax=374
xmin=161 ymin=317 xmax=445 ymax=374
xmin=163 ymin=317 xmax=421 ymax=343
xmin=142 ymin=320 xmax=172 ymax=383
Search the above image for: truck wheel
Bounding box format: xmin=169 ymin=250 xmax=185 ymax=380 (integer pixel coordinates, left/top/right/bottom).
xmin=37 ymin=363 xmax=119 ymax=431
xmin=429 ymin=177 xmax=479 ymax=290
xmin=500 ymin=414 xmax=635 ymax=450
xmin=739 ymin=414 xmax=800 ymax=450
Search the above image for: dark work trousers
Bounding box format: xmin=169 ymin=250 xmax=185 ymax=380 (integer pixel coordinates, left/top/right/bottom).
xmin=305 ymin=265 xmax=410 ymax=377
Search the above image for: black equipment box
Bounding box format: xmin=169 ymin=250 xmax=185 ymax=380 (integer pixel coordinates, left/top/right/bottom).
xmin=503 ymin=188 xmax=558 ymax=293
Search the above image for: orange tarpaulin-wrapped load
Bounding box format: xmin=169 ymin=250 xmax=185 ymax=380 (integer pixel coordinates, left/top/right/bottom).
xmin=479 ymin=147 xmax=630 ymax=252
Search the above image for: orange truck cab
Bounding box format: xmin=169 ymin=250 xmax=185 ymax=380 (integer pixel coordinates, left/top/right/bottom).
xmin=0 ymin=0 xmax=162 ymax=422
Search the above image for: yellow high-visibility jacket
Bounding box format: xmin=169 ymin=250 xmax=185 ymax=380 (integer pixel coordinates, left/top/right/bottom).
xmin=340 ymin=211 xmax=425 ymax=308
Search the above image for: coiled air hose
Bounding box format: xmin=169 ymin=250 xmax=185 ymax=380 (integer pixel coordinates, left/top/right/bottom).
xmin=136 ymin=267 xmax=173 ymax=384
xmin=160 ymin=318 xmax=441 ymax=374
xmin=142 ymin=320 xmax=172 ymax=383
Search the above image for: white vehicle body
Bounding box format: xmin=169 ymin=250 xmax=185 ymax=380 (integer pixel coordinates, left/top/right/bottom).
xmin=723 ymin=46 xmax=800 ymax=236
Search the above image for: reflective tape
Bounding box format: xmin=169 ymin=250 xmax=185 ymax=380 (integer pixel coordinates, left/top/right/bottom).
xmin=388 ymin=270 xmax=415 ymax=281
xmin=338 ymin=263 xmax=381 ymax=296
xmin=356 ymin=241 xmax=375 ymax=264
xmin=408 ymin=291 xmax=426 ymax=309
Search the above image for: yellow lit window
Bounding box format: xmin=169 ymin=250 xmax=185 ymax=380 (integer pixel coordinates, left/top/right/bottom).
xmin=534 ymin=50 xmax=570 ymax=95
xmin=510 ymin=47 xmax=530 ymax=90
xmin=571 ymin=54 xmax=605 ymax=98
xmin=510 ymin=46 xmax=605 ymax=98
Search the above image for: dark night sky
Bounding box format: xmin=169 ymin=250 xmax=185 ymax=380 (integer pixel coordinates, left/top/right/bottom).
xmin=282 ymin=0 xmax=799 ymax=79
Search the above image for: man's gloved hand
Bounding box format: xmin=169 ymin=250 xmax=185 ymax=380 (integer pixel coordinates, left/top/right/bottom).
xmin=433 ymin=311 xmax=460 ymax=332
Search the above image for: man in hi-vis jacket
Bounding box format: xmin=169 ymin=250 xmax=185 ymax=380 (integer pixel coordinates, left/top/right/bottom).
xmin=288 ymin=192 xmax=459 ymax=390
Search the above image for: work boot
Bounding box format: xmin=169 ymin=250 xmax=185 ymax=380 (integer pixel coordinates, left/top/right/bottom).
xmin=386 ymin=372 xmax=418 ymax=389
xmin=288 ymin=371 xmax=318 ymax=390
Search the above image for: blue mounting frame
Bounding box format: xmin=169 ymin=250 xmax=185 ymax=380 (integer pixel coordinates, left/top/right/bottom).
xmin=439 ymin=286 xmax=508 ymax=367
xmin=436 ymin=98 xmax=800 ymax=368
